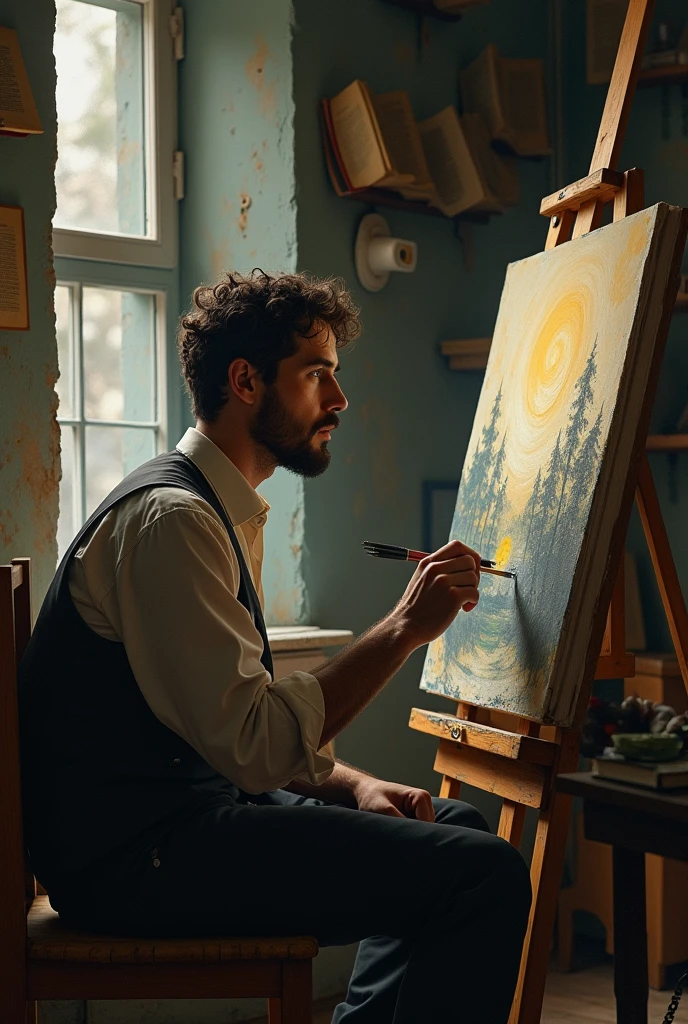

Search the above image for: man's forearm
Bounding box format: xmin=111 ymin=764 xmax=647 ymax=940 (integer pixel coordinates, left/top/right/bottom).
xmin=285 ymin=759 xmax=375 ymax=808
xmin=313 ymin=613 xmax=417 ymax=747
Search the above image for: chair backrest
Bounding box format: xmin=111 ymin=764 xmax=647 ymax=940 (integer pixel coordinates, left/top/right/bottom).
xmin=0 ymin=558 xmax=35 ymax=980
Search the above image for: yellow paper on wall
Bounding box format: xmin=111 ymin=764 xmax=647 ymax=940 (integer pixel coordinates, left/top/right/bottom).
xmin=0 ymin=27 xmax=43 ymax=135
xmin=0 ymin=205 xmax=29 ymax=330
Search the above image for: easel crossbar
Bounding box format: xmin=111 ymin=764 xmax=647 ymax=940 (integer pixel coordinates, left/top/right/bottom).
xmin=540 ymin=168 xmax=625 ymax=218
xmin=408 ymin=708 xmax=557 ymax=765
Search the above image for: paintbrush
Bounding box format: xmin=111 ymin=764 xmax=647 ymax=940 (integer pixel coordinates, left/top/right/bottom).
xmin=362 ymin=540 xmax=516 ymax=580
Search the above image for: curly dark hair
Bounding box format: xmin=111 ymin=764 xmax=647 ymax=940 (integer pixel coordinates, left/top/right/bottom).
xmin=177 ymin=269 xmax=362 ymax=422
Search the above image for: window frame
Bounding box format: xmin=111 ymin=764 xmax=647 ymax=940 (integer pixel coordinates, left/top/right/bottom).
xmin=52 ymin=0 xmax=179 ymax=268
xmin=53 ymin=256 xmax=184 ymax=557
xmin=55 ymin=274 xmax=169 ymax=532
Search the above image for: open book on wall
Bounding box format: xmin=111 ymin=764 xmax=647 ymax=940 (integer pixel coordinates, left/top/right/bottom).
xmin=417 ymin=106 xmax=489 ymax=216
xmin=323 ymin=81 xmax=515 ymax=219
xmin=460 ymin=44 xmax=550 ymax=157
xmin=0 ymin=27 xmax=43 ymax=135
xmin=460 ymin=113 xmax=519 ymax=211
xmin=327 ymin=80 xmax=416 ymax=191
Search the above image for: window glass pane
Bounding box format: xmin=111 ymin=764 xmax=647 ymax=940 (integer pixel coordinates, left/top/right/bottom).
xmin=54 ymin=0 xmax=146 ymax=236
xmin=55 ymin=285 xmax=74 ymax=419
xmin=83 ymin=287 xmax=155 ymax=422
xmin=57 ymin=425 xmax=77 ymax=561
xmin=85 ymin=426 xmax=156 ymax=515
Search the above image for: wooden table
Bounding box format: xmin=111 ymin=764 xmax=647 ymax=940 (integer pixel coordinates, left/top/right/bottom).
xmin=556 ymin=772 xmax=688 ymax=1024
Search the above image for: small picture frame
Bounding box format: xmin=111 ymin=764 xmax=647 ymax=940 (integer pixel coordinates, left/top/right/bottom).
xmin=0 ymin=205 xmax=29 ymax=330
xmin=421 ymin=479 xmax=459 ymax=554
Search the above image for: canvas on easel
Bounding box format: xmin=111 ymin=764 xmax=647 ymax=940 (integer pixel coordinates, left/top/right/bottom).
xmin=420 ymin=203 xmax=686 ymax=727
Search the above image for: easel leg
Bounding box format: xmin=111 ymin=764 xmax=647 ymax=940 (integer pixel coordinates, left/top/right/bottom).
xmin=498 ymin=722 xmax=540 ymax=847
xmin=509 ymin=730 xmax=580 ymax=1024
xmin=636 ymin=455 xmax=688 ymax=691
xmin=498 ymin=801 xmax=526 ymax=847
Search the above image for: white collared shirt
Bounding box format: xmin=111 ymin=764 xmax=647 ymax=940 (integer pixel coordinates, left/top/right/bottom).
xmin=67 ymin=427 xmax=334 ymax=794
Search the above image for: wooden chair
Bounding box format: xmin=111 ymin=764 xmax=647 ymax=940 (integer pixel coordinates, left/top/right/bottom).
xmin=0 ymin=557 xmax=317 ymax=1024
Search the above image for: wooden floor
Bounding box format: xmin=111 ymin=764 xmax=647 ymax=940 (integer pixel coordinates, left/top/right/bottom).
xmin=250 ymin=962 xmax=678 ymax=1023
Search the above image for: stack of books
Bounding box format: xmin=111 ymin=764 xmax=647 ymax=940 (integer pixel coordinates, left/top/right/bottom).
xmin=593 ymin=754 xmax=688 ymax=790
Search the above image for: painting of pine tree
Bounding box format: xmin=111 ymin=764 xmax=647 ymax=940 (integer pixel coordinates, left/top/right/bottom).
xmin=421 ymin=204 xmax=687 ymax=725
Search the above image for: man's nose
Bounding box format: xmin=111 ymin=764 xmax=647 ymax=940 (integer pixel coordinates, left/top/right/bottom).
xmin=329 ymin=380 xmax=346 ymax=411
xmin=327 ymin=379 xmax=348 ymax=413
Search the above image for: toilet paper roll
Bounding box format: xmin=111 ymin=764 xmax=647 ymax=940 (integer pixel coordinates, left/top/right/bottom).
xmin=367 ymin=236 xmax=417 ymax=274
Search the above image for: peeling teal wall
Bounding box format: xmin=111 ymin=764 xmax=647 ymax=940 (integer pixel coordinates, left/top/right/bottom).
xmin=0 ymin=0 xmax=58 ymax=607
xmin=293 ymin=0 xmax=551 ymax=800
xmin=561 ymin=0 xmax=688 ymax=654
xmin=178 ymin=0 xmax=307 ymax=626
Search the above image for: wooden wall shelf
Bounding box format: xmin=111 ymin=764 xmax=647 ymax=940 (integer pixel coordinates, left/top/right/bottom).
xmin=378 ymin=0 xmax=463 ymax=22
xmin=646 ymin=435 xmax=688 ymax=452
xmin=336 ymin=187 xmax=495 ymax=224
xmin=638 ymin=63 xmax=688 ymax=87
xmin=445 ymin=293 xmax=686 ymax=371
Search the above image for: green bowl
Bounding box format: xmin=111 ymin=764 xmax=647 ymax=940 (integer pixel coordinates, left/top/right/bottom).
xmin=611 ymin=733 xmax=684 ymax=762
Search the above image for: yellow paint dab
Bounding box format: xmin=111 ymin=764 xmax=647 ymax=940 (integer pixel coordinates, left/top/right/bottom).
xmin=494 ymin=536 xmax=512 ymax=568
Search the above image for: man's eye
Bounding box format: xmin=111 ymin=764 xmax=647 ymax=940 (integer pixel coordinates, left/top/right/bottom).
xmin=310 ymin=369 xmax=322 ymax=378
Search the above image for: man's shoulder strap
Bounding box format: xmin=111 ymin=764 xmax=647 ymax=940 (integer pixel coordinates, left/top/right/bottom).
xmin=58 ymin=450 xmax=273 ymax=677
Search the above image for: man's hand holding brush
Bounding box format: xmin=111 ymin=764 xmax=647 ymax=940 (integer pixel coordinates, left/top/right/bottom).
xmin=315 ymin=539 xmax=483 ymax=745
xmin=393 ymin=540 xmax=482 ymax=648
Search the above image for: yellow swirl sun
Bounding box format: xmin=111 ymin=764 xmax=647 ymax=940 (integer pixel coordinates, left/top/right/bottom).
xmin=525 ymin=292 xmax=586 ymax=426
xmin=503 ymin=281 xmax=595 ymax=515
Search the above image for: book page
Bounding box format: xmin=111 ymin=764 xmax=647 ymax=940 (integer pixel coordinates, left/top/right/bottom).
xmin=499 ymin=58 xmax=550 ymax=156
xmin=0 ymin=27 xmax=43 ymax=134
xmin=373 ymin=91 xmax=434 ymax=192
xmin=418 ymin=107 xmax=485 ymax=217
xmin=359 ymin=85 xmax=414 ymax=190
xmin=0 ymin=205 xmax=29 ymax=330
xmin=329 ymin=80 xmax=390 ymax=190
xmin=586 ymin=0 xmax=629 ymax=84
xmin=460 ymin=114 xmax=504 ymax=213
xmin=459 ymin=45 xmax=506 ymax=143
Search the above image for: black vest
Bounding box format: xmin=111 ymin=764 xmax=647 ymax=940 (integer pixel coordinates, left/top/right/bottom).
xmin=19 ymin=450 xmax=273 ymax=888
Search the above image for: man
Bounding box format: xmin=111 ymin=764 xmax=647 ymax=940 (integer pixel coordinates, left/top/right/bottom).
xmin=20 ymin=270 xmax=531 ymax=1024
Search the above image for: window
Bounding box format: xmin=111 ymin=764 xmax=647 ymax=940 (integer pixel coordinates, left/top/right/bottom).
xmin=55 ymin=282 xmax=167 ymax=560
xmin=53 ymin=0 xmax=179 ymax=267
xmin=52 ymin=0 xmax=180 ymax=559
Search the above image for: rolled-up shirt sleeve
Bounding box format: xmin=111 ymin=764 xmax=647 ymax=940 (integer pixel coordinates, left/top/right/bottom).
xmin=108 ymin=504 xmax=334 ymax=793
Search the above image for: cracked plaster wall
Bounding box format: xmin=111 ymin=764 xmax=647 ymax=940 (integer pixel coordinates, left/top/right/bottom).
xmin=177 ymin=0 xmax=307 ymax=626
xmin=0 ymin=0 xmax=58 ymax=608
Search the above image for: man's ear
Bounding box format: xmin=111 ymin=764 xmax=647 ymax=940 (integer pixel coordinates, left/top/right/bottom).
xmin=228 ymin=359 xmax=261 ymax=406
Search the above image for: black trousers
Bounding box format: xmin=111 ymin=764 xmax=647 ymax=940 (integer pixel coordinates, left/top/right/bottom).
xmin=50 ymin=790 xmax=532 ymax=1024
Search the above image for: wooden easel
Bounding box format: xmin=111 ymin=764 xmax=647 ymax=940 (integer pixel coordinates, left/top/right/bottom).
xmin=408 ymin=1 xmax=688 ymax=1020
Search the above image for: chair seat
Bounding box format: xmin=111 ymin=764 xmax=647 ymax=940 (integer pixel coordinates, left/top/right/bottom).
xmin=27 ymin=895 xmax=318 ymax=964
